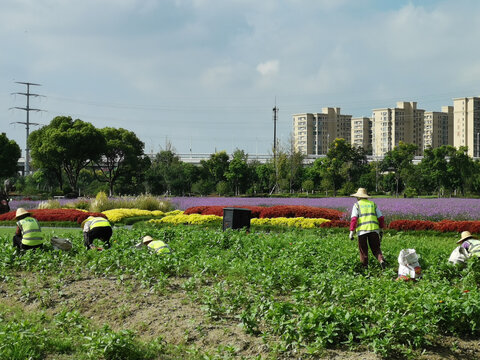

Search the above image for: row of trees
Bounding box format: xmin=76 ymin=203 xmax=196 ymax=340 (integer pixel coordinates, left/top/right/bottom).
xmin=1 ymin=116 xmax=480 ymax=198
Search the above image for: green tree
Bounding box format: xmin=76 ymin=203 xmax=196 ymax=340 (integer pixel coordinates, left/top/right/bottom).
xmin=418 ymin=146 xmax=451 ymax=196
xmin=225 ymin=149 xmax=250 ymax=195
xmin=29 ymin=116 xmax=105 ymax=193
xmin=287 ymin=147 xmax=305 ymax=193
xmin=199 ymin=151 xmax=230 ymax=193
xmin=302 ymin=179 xmax=314 ymax=195
xmin=145 ymin=150 xmax=198 ymax=196
xmin=254 ymin=162 xmax=275 ymax=194
xmin=92 ymin=127 xmax=145 ymax=196
xmin=448 ymin=146 xmax=475 ymax=196
xmin=318 ymin=138 xmax=368 ymax=196
xmin=381 ymin=142 xmax=418 ymax=197
xmin=0 ymin=133 xmax=21 ymax=180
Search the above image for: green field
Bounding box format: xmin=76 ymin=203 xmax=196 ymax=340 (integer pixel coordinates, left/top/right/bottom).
xmin=0 ymin=225 xmax=478 ymax=359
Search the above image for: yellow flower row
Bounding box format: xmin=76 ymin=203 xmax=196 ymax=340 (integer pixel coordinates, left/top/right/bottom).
xmin=149 ymin=213 xmax=222 ymax=226
xmin=150 ymin=213 xmax=331 ymax=228
xmin=102 ymin=208 xmax=182 ymax=222
xmin=251 ymin=217 xmax=330 ymax=228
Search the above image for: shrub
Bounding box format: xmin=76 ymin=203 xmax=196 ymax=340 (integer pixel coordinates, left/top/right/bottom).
xmin=37 ymin=200 xmax=61 ymax=209
xmin=90 ymin=191 xmax=109 ymax=212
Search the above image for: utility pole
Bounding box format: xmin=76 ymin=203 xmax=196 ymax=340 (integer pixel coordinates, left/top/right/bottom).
xmin=270 ymin=102 xmax=279 ymax=195
xmin=10 ymin=82 xmax=44 ymax=175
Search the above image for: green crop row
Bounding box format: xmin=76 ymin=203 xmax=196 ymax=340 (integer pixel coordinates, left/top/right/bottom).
xmin=0 ymin=226 xmax=478 ymax=358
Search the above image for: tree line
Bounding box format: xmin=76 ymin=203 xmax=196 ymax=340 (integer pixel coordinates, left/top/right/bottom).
xmin=1 ymin=116 xmax=480 ymax=198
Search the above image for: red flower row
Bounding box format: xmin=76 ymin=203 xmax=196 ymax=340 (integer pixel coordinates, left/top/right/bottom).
xmin=0 ymin=209 xmax=106 ymax=224
xmin=388 ymin=219 xmax=480 ymax=233
xmin=184 ymin=205 xmax=345 ymax=220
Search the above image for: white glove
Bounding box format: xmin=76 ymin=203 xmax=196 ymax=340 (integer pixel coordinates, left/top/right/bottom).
xmin=349 ymin=231 xmax=355 ymax=241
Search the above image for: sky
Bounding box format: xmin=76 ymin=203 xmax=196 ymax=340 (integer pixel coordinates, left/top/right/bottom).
xmin=1 ymin=0 xmax=480 ymax=158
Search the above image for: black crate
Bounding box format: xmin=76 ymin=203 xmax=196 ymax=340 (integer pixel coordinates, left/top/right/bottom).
xmin=222 ymin=207 xmax=251 ymax=231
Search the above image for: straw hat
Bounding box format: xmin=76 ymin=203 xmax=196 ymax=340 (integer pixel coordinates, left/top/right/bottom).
xmin=457 ymin=231 xmax=476 ymax=244
xmin=350 ymin=188 xmax=370 ymax=198
xmin=15 ymin=208 xmax=31 ymax=219
xmin=142 ymin=235 xmax=154 ymax=244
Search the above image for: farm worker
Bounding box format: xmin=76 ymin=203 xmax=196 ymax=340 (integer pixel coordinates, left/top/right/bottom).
xmin=81 ymin=216 xmax=112 ymax=250
xmin=349 ymin=188 xmax=387 ymax=269
xmin=12 ymin=208 xmax=46 ymax=250
xmin=139 ymin=235 xmax=172 ymax=254
xmin=456 ymin=231 xmax=480 ymax=258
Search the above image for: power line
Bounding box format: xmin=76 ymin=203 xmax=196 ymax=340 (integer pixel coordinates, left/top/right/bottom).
xmin=10 ymin=82 xmax=45 ymax=175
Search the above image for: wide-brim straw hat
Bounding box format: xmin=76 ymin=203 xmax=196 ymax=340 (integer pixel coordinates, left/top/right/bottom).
xmin=350 ymin=188 xmax=370 ymax=198
xmin=457 ymin=230 xmax=476 ymax=244
xmin=15 ymin=207 xmax=31 ymax=219
xmin=142 ymin=235 xmax=154 ymax=244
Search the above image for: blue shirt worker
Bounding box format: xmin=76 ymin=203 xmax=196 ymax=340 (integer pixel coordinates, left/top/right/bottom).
xmin=82 ymin=216 xmax=112 ymax=250
xmin=13 ymin=208 xmax=45 ymax=250
xmin=141 ymin=235 xmax=172 ymax=254
xmin=349 ymin=188 xmax=387 ymax=269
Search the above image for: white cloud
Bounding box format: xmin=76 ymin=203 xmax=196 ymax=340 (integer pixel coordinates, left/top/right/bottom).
xmin=256 ymin=60 xmax=279 ymax=76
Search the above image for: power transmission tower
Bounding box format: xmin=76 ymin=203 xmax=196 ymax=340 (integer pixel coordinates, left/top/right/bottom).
xmin=10 ymin=82 xmax=44 ymax=175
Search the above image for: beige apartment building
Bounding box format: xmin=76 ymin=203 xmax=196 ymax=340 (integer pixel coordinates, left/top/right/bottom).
xmin=423 ymin=106 xmax=453 ymax=150
xmin=372 ymin=101 xmax=425 ymax=157
xmin=453 ymin=97 xmax=480 ymax=158
xmin=351 ymin=117 xmax=372 ymax=152
xmin=293 ymin=108 xmax=351 ymax=155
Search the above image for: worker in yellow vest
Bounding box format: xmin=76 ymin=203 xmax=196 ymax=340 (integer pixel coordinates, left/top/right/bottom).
xmin=349 ymin=188 xmax=387 ymax=269
xmin=13 ymin=208 xmax=45 ymax=250
xmin=140 ymin=235 xmax=172 ymax=254
xmin=81 ymin=216 xmax=112 ymax=250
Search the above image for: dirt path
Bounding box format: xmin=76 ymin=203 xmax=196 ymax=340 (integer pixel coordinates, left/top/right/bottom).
xmin=1 ymin=273 xmax=479 ymax=359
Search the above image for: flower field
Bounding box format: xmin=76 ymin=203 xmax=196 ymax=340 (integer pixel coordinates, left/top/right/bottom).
xmin=2 ymin=197 xmax=480 ymax=357
xmin=3 ymin=201 xmax=480 ymax=233
xmin=8 ymin=196 xmax=480 ymax=221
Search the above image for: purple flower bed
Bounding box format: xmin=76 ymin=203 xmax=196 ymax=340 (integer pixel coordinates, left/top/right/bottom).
xmin=168 ymin=197 xmax=480 ymax=221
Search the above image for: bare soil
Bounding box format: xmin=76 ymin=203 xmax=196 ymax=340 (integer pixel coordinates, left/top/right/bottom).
xmin=1 ymin=273 xmax=479 ymax=359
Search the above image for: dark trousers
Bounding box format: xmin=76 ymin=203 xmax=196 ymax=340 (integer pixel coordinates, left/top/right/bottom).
xmin=84 ymin=227 xmax=112 ymax=249
xmin=12 ymin=235 xmax=44 ymax=250
xmin=358 ymin=232 xmax=384 ymax=267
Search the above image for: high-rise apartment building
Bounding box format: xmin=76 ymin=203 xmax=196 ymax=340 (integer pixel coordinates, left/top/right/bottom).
xmin=423 ymin=106 xmax=453 ymax=150
xmin=372 ymin=101 xmax=425 ymax=156
xmin=453 ymin=97 xmax=480 ymax=158
xmin=293 ymin=108 xmax=351 ymax=155
xmin=351 ymin=117 xmax=372 ymax=153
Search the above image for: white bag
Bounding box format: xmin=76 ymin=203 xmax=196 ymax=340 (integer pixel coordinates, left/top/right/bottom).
xmin=397 ymin=249 xmax=422 ymax=279
xmin=51 ymin=237 xmax=73 ymax=251
xmin=448 ymin=245 xmax=469 ymax=265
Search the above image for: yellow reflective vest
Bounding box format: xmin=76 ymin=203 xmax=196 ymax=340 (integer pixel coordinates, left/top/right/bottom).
xmin=87 ymin=217 xmax=111 ymax=230
xmin=355 ymin=199 xmax=380 ymax=233
xmin=17 ymin=217 xmax=45 ymax=246
xmin=147 ymin=240 xmax=171 ymax=254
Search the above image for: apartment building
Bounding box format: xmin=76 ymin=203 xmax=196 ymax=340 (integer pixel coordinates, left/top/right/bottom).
xmin=292 ymin=108 xmax=351 ymax=155
xmin=453 ymin=96 xmax=480 ymax=158
xmin=423 ymin=106 xmax=453 ymax=150
xmin=351 ymin=117 xmax=372 ymax=153
xmin=372 ymin=101 xmax=425 ymax=157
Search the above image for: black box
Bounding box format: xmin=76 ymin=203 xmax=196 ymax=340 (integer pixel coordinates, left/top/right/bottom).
xmin=222 ymin=207 xmax=251 ymax=231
